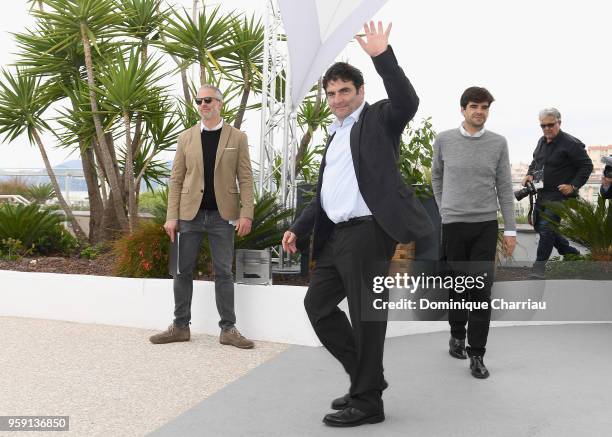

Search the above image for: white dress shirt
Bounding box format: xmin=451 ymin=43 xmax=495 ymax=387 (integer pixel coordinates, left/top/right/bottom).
xmin=320 ymin=101 xmax=372 ymax=223
xmin=459 ymin=123 xmax=516 ymax=237
xmin=200 ymin=119 xmax=223 ymax=131
xmin=459 ymin=123 xmax=486 ymax=138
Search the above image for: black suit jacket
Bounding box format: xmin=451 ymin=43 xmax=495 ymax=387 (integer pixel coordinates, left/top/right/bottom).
xmin=290 ymin=47 xmax=433 ymax=260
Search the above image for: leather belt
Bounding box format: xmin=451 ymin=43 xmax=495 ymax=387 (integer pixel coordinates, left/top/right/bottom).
xmin=334 ymin=215 xmax=373 ymax=229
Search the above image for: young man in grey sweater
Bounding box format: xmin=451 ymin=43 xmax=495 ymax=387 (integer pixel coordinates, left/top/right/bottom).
xmin=431 ymin=87 xmax=516 ymax=379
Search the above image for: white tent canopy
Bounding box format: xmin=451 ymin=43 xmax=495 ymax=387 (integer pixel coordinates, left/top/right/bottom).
xmin=277 ymin=0 xmax=389 ymax=111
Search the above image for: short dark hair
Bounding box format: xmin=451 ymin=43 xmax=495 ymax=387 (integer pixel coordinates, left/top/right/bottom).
xmin=322 ymin=62 xmax=364 ymax=91
xmin=460 ymin=87 xmax=495 ymax=109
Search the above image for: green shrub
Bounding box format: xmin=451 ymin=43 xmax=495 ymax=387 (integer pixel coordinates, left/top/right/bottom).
xmin=545 ymin=196 xmax=612 ymax=261
xmin=114 ymin=191 xmax=290 ymax=278
xmin=137 ymin=188 xmax=168 ymax=224
xmin=235 ymin=191 xmax=293 ymax=250
xmin=113 ymin=221 xmax=212 ymax=278
xmin=546 ymin=254 xmax=612 ymax=280
xmin=0 ymin=237 xmax=33 ymax=260
xmin=25 ymin=183 xmax=55 ymax=204
xmin=79 ymin=244 xmax=102 ymax=260
xmin=399 ymin=117 xmax=436 ymax=199
xmin=0 ymin=203 xmax=76 ymax=255
xmin=138 ymin=189 xmax=163 ymax=213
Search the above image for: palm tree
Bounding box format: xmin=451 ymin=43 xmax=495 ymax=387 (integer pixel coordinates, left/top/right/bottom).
xmin=26 ymin=183 xmax=56 ymax=204
xmin=115 ymin=0 xmax=167 ymax=62
xmin=0 ymin=69 xmax=88 ymax=241
xmin=222 ymin=13 xmax=265 ymax=129
xmin=14 ymin=14 xmax=116 ymax=240
xmin=295 ymin=81 xmax=332 ymax=178
xmin=96 ymin=49 xmax=169 ymax=231
xmin=546 ymin=197 xmax=612 ymax=261
xmin=235 ymin=191 xmax=294 ymax=250
xmin=32 ymin=0 xmax=130 ymax=231
xmin=16 ymin=0 xmax=180 ymax=240
xmin=160 ymin=5 xmax=237 ymax=86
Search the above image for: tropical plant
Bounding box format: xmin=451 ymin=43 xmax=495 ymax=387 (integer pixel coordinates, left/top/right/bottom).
xmin=139 ymin=187 xmax=168 ymax=224
xmin=295 ymin=80 xmax=332 ymax=178
xmin=545 ymin=196 xmax=612 ymax=261
xmin=113 ymin=220 xmax=211 ymax=278
xmin=222 ymin=13 xmax=264 ymax=129
xmin=138 ymin=188 xmax=164 ymax=213
xmin=11 ymin=0 xmax=188 ymax=241
xmin=160 ymin=5 xmax=236 ymax=86
xmin=6 ymin=1 xmax=315 ymax=250
xmin=79 ymin=243 xmax=103 ymax=259
xmin=96 ymin=48 xmax=169 ymax=231
xmin=0 ymin=68 xmax=87 ymax=241
xmin=235 ymin=192 xmax=293 ymax=250
xmin=31 ymin=0 xmax=130 ymax=231
xmin=0 ymin=203 xmax=77 ymax=255
xmin=399 ymin=117 xmax=436 ymax=199
xmin=0 ymin=238 xmax=34 ymax=261
xmin=25 ymin=183 xmax=56 ymax=204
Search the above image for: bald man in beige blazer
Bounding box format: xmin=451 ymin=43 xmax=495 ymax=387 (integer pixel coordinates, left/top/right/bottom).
xmin=150 ymin=84 xmax=255 ymax=348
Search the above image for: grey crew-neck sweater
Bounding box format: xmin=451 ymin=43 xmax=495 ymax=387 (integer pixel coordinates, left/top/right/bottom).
xmin=431 ymin=128 xmax=516 ymax=231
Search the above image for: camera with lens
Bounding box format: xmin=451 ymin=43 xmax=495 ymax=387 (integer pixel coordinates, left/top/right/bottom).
xmin=514 ymin=181 xmax=537 ymax=201
xmin=515 ymin=168 xmax=544 ymax=201
xmin=603 ymin=156 xmax=612 ymax=178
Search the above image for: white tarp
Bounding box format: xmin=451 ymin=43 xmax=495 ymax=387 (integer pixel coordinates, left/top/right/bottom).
xmin=277 ymin=0 xmax=389 ymax=111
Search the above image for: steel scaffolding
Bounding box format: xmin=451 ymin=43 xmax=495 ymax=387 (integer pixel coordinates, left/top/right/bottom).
xmin=259 ymin=0 xmax=299 ymax=270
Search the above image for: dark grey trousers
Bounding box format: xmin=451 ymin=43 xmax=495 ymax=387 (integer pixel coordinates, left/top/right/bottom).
xmin=173 ymin=209 xmax=236 ymax=330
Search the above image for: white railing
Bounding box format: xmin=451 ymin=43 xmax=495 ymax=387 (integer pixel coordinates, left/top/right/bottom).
xmin=0 ymin=195 xmax=31 ymax=205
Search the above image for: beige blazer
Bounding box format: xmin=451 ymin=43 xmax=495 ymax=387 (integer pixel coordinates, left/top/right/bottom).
xmin=166 ymin=122 xmax=254 ymax=221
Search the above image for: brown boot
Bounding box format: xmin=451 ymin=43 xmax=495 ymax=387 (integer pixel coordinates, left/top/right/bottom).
xmin=149 ymin=323 xmax=190 ymax=344
xmin=219 ymin=327 xmax=254 ymax=349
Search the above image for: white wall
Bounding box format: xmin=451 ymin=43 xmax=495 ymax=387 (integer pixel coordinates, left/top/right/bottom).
xmin=1 ymin=270 xmax=609 ymax=346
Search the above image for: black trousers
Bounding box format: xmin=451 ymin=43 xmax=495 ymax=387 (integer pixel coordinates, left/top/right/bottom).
xmin=304 ymin=218 xmax=396 ymax=413
xmin=442 ymin=220 xmax=497 ymax=356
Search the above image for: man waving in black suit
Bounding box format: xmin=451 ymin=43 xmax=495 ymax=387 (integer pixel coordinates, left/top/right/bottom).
xmin=282 ymin=21 xmax=433 ymax=427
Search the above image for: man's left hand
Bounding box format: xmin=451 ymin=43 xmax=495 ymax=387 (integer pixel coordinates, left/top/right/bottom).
xmin=502 ymin=236 xmax=516 ymax=257
xmin=356 ymin=21 xmax=391 ymax=57
xmin=235 ymin=217 xmax=252 ymax=237
xmin=558 ymin=184 xmax=575 ymax=196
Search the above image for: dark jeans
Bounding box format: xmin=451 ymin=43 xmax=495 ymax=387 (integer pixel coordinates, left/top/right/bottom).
xmin=533 ymin=202 xmax=579 ymax=262
xmin=442 ymin=220 xmax=497 ymax=357
xmin=173 ymin=209 xmax=236 ymax=330
xmin=303 ymin=218 xmax=396 ymax=413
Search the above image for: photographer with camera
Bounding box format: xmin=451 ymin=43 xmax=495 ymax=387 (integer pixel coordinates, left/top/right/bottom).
xmin=522 ymin=108 xmax=593 ymax=277
xmin=600 ymin=156 xmax=612 ymax=200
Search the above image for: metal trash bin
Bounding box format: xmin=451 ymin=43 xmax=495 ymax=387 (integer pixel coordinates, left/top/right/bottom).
xmin=236 ymin=249 xmax=272 ymax=285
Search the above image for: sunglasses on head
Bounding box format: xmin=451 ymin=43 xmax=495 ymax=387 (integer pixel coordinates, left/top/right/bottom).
xmin=195 ymin=96 xmax=220 ymax=105
xmin=540 ymin=122 xmax=557 ymax=129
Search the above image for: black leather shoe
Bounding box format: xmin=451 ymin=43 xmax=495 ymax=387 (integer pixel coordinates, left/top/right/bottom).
xmin=323 ymin=407 xmax=385 ymax=427
xmin=469 ymin=355 xmax=490 ymax=379
xmin=331 ymin=393 xmax=351 ymax=410
xmin=449 ymin=336 xmax=467 ymax=359
xmin=331 ymin=380 xmax=388 ymax=410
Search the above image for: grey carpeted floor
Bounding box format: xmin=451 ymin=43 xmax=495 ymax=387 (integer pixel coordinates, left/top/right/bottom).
xmin=150 ymin=323 xmax=612 ymax=437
